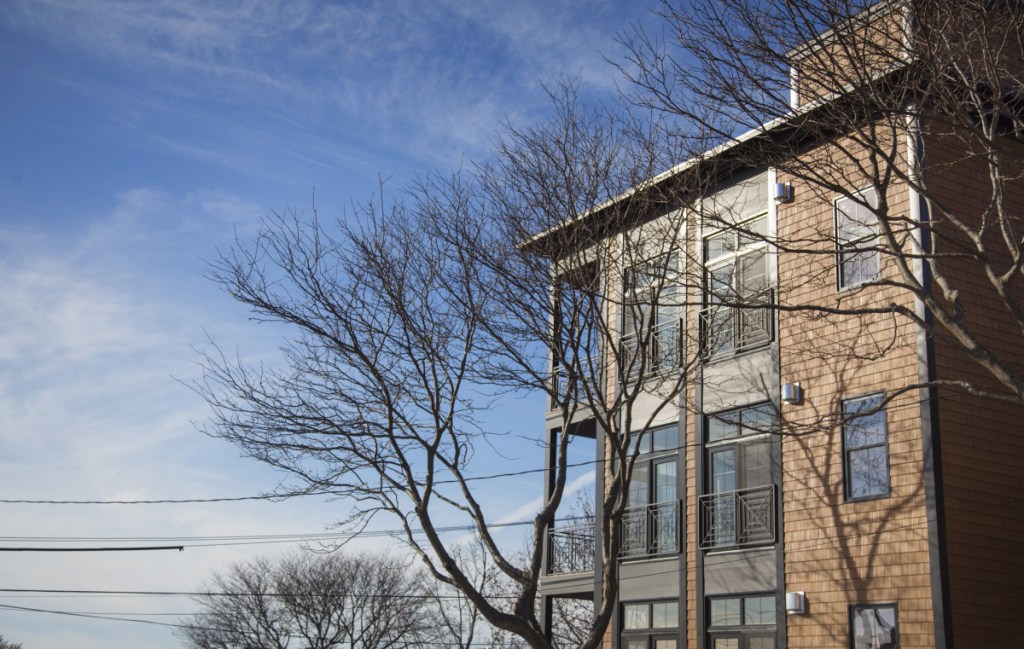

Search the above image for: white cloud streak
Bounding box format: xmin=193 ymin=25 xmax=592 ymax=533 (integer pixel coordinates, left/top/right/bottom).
xmin=2 ymin=0 xmax=636 ymax=167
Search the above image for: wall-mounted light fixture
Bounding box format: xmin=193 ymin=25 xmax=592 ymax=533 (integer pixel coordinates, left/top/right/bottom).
xmin=781 ymin=382 xmax=803 ymax=405
xmin=774 ymin=182 xmax=794 ymax=204
xmin=786 ymin=591 xmax=807 ymax=615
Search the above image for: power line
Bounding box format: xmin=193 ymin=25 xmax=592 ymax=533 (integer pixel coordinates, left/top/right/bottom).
xmin=0 ymin=520 xmax=535 ymax=550
xmin=0 ymin=545 xmax=183 ymax=553
xmin=0 ymin=459 xmax=597 ymax=505
xmin=0 ymin=491 xmax=337 ymax=505
xmin=0 ymin=602 xmax=511 ymax=646
xmin=0 ymin=588 xmax=515 ymax=600
xmin=0 ymin=393 xmax=937 ymax=507
xmin=0 ymin=602 xmax=195 ymax=631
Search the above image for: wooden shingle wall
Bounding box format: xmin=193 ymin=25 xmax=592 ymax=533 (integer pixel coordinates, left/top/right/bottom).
xmin=924 ymin=128 xmax=1024 ymax=647
xmin=775 ymin=134 xmax=937 ymax=648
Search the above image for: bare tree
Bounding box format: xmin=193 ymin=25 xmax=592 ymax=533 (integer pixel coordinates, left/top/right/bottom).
xmin=197 ymin=83 xmax=704 ymax=649
xmin=179 ymin=551 xmax=438 ymax=649
xmin=620 ymin=0 xmax=1024 ymax=404
xmin=196 ymin=2 xmax=1024 ymax=647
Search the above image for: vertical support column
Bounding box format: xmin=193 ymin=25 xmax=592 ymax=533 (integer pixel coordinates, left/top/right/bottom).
xmin=540 ymin=426 xmax=558 ymax=639
xmin=541 ymin=426 xmax=557 ymax=580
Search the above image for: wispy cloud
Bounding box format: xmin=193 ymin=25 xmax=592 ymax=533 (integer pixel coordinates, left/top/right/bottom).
xmin=2 ymin=0 xmax=635 ymax=170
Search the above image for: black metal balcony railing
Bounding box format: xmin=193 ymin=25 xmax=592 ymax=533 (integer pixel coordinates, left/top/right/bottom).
xmin=620 ymin=319 xmax=681 ymax=378
xmin=620 ymin=500 xmax=680 ymax=558
xmin=699 ymin=290 xmax=774 ymax=359
xmin=548 ymin=523 xmax=595 ymax=575
xmin=550 ymin=358 xmax=598 ymax=409
xmin=698 ymin=485 xmax=776 ymax=550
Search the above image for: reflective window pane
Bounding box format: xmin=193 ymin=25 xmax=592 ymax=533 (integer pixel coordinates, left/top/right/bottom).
xmin=655 ymin=461 xmax=677 ymax=504
xmin=749 ymin=637 xmax=776 ymax=649
xmin=711 ymin=449 xmax=736 ymax=494
xmin=744 ymin=596 xmax=776 ymax=625
xmin=709 ymin=264 xmax=734 ymax=303
xmin=843 ymin=394 xmax=889 ymax=500
xmin=628 ymin=462 xmax=650 ymax=509
xmin=851 ymin=604 xmax=898 ymax=649
xmin=652 ymin=425 xmax=676 ymax=452
xmin=708 ymin=413 xmax=739 ymax=442
xmin=848 ymin=447 xmax=889 ymax=498
xmin=837 ymin=189 xmax=880 ymax=288
xmin=710 ymin=598 xmax=741 ymax=627
xmin=743 ymin=442 xmax=772 ymax=489
xmin=741 ymin=405 xmax=774 ymax=436
xmin=652 ymin=602 xmax=678 ymax=628
xmin=713 ymin=639 xmax=739 ymax=649
xmin=844 ymin=396 xmax=886 ymax=448
xmin=739 ymin=251 xmax=768 ymax=296
xmin=624 ymin=604 xmax=649 ymax=630
xmin=705 ymin=231 xmax=734 ymax=262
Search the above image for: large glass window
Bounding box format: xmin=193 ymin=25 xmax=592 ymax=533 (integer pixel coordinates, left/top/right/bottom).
xmin=707 ymin=594 xmax=776 ymax=649
xmin=622 ymin=424 xmax=679 ymax=558
xmin=623 ymin=254 xmax=681 ymax=377
xmin=702 ymin=215 xmax=772 ymax=358
xmin=836 ymin=188 xmax=880 ymax=288
xmin=850 ymin=604 xmax=898 ymax=649
xmin=842 ymin=394 xmax=890 ymax=501
xmin=622 ymin=600 xmax=679 ymax=649
xmin=700 ymin=404 xmax=777 ymax=550
xmin=550 ymin=261 xmax=600 ymax=409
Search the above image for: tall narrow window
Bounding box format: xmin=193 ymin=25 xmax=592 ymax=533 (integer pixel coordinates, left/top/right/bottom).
xmin=702 ymin=215 xmax=772 ymax=358
xmin=623 ymin=254 xmax=681 ymax=377
xmin=842 ymin=394 xmax=890 ymax=501
xmin=700 ymin=404 xmax=777 ymax=550
xmin=836 ymin=188 xmax=880 ymax=288
xmin=622 ymin=424 xmax=679 ymax=558
xmin=551 ymin=262 xmax=600 ymax=409
xmin=850 ymin=604 xmax=898 ymax=649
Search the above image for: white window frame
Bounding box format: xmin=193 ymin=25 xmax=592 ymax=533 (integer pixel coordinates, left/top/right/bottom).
xmin=622 ymin=253 xmax=682 ymax=377
xmin=701 ymin=214 xmax=772 ymax=359
xmin=835 ymin=187 xmax=880 ymax=289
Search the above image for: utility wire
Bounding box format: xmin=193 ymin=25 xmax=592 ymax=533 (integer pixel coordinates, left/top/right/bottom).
xmin=0 ymin=392 xmax=936 ymax=506
xmin=0 ymin=545 xmax=183 ymax=553
xmin=0 ymin=519 xmax=533 ymax=547
xmin=0 ymin=588 xmax=516 ymax=600
xmin=0 ymin=459 xmax=596 ymax=505
xmin=0 ymin=602 xmax=511 ymax=646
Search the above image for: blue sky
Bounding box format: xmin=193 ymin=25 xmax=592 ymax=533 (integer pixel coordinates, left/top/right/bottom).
xmin=0 ymin=1 xmax=659 ymax=647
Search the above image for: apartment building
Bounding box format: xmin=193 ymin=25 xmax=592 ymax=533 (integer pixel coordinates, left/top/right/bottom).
xmin=534 ymin=3 xmax=1024 ymax=648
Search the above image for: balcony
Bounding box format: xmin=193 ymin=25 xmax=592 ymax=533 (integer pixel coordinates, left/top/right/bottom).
xmin=620 ymin=500 xmax=680 ymax=558
xmin=548 ymin=522 xmax=595 ymax=575
xmin=698 ymin=485 xmax=776 ymax=550
xmin=699 ymin=289 xmax=774 ymax=359
xmin=550 ymin=357 xmax=599 ymax=410
xmin=620 ymin=319 xmax=681 ymax=379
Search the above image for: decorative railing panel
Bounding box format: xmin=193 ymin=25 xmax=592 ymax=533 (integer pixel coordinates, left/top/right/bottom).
xmin=698 ymin=485 xmax=776 ymax=550
xmin=548 ymin=523 xmax=595 ymax=575
xmin=699 ymin=290 xmax=774 ymax=359
xmin=550 ymin=357 xmax=598 ymax=409
xmin=620 ymin=500 xmax=680 ymax=558
xmin=620 ymin=320 xmax=682 ymax=379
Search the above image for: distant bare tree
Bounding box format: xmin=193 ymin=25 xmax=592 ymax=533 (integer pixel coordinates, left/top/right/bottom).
xmin=0 ymin=635 xmax=23 ymax=649
xmin=179 ymin=551 xmax=438 ymax=649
